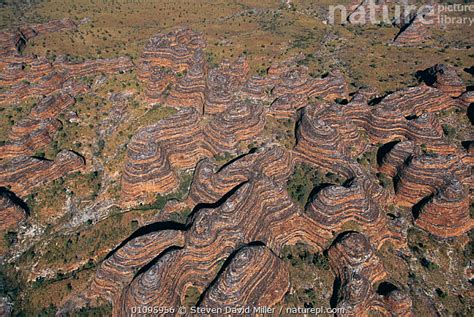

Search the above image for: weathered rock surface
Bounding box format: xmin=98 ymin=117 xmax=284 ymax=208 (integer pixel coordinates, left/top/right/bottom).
xmin=4 ymin=25 xmax=467 ymax=315
xmin=199 ymin=245 xmax=290 ymax=309
xmin=0 ymin=18 xmax=77 ymax=55
xmin=393 ymin=4 xmax=439 ymax=46
xmin=0 ymin=150 xmax=85 ymax=198
xmin=328 ymin=232 xmax=413 ymax=316
xmin=414 ymin=178 xmax=473 ymax=238
xmin=0 ymin=92 xmax=76 ymax=159
xmin=0 ymin=189 xmax=27 ymax=232
xmin=87 ymin=230 xmax=185 ymax=305
xmin=430 ymin=64 xmax=465 ymax=97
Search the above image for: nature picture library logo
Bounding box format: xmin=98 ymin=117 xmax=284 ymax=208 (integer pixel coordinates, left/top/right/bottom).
xmin=328 ymin=1 xmax=474 ymax=26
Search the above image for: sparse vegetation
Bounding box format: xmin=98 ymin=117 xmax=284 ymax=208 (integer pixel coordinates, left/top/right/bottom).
xmin=287 ymin=163 xmax=345 ymax=207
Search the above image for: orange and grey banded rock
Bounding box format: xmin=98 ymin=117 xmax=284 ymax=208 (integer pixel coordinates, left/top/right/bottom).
xmin=202 ymin=99 xmax=265 ymax=154
xmin=0 ymin=70 xmax=69 ymax=105
xmin=121 ymin=99 xmax=266 ymax=204
xmin=204 ymin=56 xmax=249 ymax=114
xmin=415 ymin=178 xmax=473 ymax=238
xmin=88 ymin=230 xmax=185 ymax=304
xmin=379 ymin=85 xmax=455 ymax=117
xmin=199 ymin=245 xmax=289 ymax=309
xmin=137 ymin=28 xmax=206 ymax=103
xmin=430 ymin=64 xmax=465 ymax=97
xmin=0 ymin=150 xmax=85 ymax=198
xmin=0 ymin=57 xmax=53 ymax=87
xmin=0 ymin=92 xmax=77 ymax=159
xmin=328 ymin=232 xmax=413 ymax=316
xmin=393 ymin=4 xmax=438 ymax=47
xmin=394 ymin=153 xmax=470 ymax=208
xmin=0 ymin=189 xmax=27 ymax=232
xmin=54 ymin=56 xmax=134 ymax=78
xmin=0 ymin=18 xmax=77 ymax=55
xmin=293 ymin=104 xmax=354 ymax=178
xmin=165 ymin=50 xmax=207 ymax=113
xmin=121 ymin=108 xmax=206 ymax=202
xmin=306 ymin=177 xmax=402 ymax=247
xmin=378 ymin=141 xmax=415 ymax=177
xmin=268 ymin=94 xmax=308 ymax=118
xmin=0 ymin=55 xmax=130 ymax=106
xmin=117 ymin=179 xmax=296 ymax=313
xmin=187 ymin=145 xmax=293 ymax=205
xmin=459 ymin=90 xmax=474 ymax=106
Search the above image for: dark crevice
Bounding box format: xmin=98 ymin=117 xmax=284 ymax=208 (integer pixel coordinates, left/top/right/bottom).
xmin=377 ymin=281 xmax=399 ymax=296
xmin=368 ymin=93 xmax=390 ymax=106
xmin=195 ymin=241 xmax=267 ymax=307
xmin=468 ymin=104 xmax=474 ymax=125
xmin=464 ymin=66 xmax=474 ymax=76
xmin=105 ymin=181 xmax=247 ymax=262
xmin=305 ymin=177 xmax=353 ymax=208
xmin=394 ymin=13 xmax=418 ymax=41
xmin=185 ymin=181 xmax=248 ymax=227
xmin=329 ymin=276 xmax=341 ymax=308
xmin=0 ymin=187 xmax=30 ymax=216
xmin=216 ymin=148 xmax=257 ymax=173
xmin=69 ymin=149 xmax=86 ymax=161
xmin=415 ymin=67 xmax=436 ymax=86
xmin=104 ymin=221 xmax=186 ymax=260
xmin=329 ymin=231 xmax=360 ymax=248
xmin=393 ymin=155 xmax=413 ymax=191
xmin=132 ymin=245 xmax=183 ymax=280
xmin=377 ymin=140 xmax=400 ymax=165
xmin=341 ymin=177 xmax=355 ymax=187
xmin=30 ymin=155 xmax=53 ymax=161
xmin=461 ymin=141 xmax=472 ymax=151
xmin=412 ymin=194 xmax=434 ymax=220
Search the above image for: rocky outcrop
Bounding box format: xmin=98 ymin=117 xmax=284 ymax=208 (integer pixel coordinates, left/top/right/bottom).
xmin=52 ymin=29 xmax=472 ymax=315
xmin=270 ymin=64 xmax=348 ymax=102
xmin=306 ymin=177 xmax=400 ymax=247
xmin=0 ymin=56 xmax=132 ymax=105
xmin=414 ymin=178 xmax=473 ymax=238
xmin=137 ymin=28 xmax=206 ymax=103
xmin=121 ymin=108 xmax=204 ymax=201
xmin=394 ymin=153 xmax=470 ymax=208
xmin=268 ymin=93 xmax=308 ymax=118
xmin=0 ymin=92 xmax=76 ymax=159
xmin=199 ymin=245 xmax=290 ymax=309
xmin=0 ymin=189 xmax=27 ymax=232
xmin=294 ymin=104 xmax=354 ymax=177
xmin=117 ymin=178 xmax=299 ymax=314
xmin=121 ymin=99 xmax=266 ymax=204
xmin=0 ymin=150 xmax=85 ymax=198
xmin=459 ymin=90 xmax=474 ymax=106
xmin=430 ymin=64 xmax=465 ymax=97
xmin=378 ymin=85 xmax=455 ymax=117
xmin=378 ymin=141 xmax=415 ymax=177
xmin=54 ymin=56 xmax=134 ymax=79
xmin=203 ymin=56 xmax=249 ymax=114
xmin=328 ymin=232 xmax=413 ymax=316
xmin=0 ymin=18 xmax=77 ymax=55
xmin=88 ymin=230 xmax=185 ymax=304
xmin=165 ymin=50 xmax=207 ymax=113
xmin=393 ymin=4 xmax=439 ymax=46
